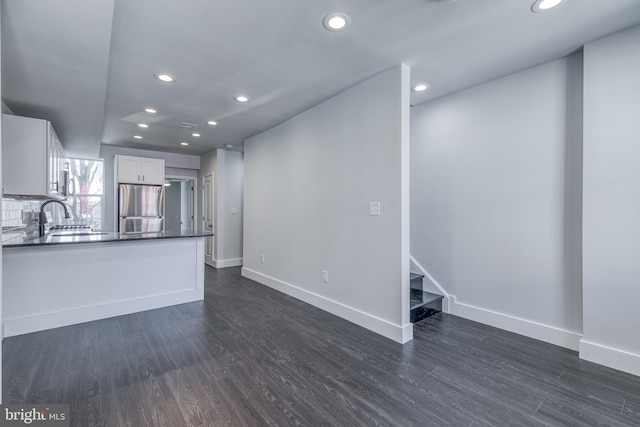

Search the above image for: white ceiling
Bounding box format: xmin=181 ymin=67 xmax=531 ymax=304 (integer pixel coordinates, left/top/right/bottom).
xmin=3 ymin=0 xmax=640 ymax=157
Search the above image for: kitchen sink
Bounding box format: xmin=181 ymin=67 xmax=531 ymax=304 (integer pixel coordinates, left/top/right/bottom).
xmin=50 ymin=231 xmax=110 ymax=237
xmin=121 ymin=231 xmax=163 ymax=235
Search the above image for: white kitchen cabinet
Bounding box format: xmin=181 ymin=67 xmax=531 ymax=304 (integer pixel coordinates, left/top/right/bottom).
xmin=115 ymin=155 xmax=141 ymax=183
xmin=139 ymin=157 xmax=164 ymax=184
xmin=2 ymin=114 xmax=66 ymax=198
xmin=115 ymin=155 xmax=165 ymax=185
xmin=49 ymin=127 xmax=64 ymax=195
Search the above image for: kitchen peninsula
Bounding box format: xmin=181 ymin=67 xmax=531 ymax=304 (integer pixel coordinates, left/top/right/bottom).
xmin=2 ymin=230 xmax=212 ymax=337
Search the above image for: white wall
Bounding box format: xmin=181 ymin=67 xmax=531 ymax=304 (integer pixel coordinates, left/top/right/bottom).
xmin=411 ymin=55 xmax=584 ymax=350
xmin=217 ymin=150 xmax=244 ymax=264
xmin=99 ymin=144 xmax=200 ymax=231
xmin=242 ymin=65 xmax=412 ymax=343
xmin=198 ymin=149 xmax=244 ymax=267
xmin=581 ymin=25 xmax=640 ymax=376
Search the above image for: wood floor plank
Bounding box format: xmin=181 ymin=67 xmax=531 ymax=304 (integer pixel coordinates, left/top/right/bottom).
xmin=495 ymin=362 xmax=637 ymax=425
xmin=3 ymin=265 xmax=640 ymax=426
xmin=328 ymin=366 xmax=474 ymax=426
xmin=536 ymin=397 xmax=634 ymax=427
xmin=622 ymin=400 xmax=640 ymax=420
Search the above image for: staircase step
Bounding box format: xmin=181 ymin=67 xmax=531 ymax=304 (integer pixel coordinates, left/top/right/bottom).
xmin=410 ymin=289 xmax=441 ymax=309
xmin=410 ymin=289 xmax=443 ymax=323
xmin=410 ymin=272 xmax=424 ymax=281
xmin=410 ymin=272 xmax=425 ymax=290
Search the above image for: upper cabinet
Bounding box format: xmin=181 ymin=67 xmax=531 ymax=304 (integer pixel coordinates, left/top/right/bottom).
xmin=2 ymin=114 xmax=67 ymax=199
xmin=114 ymin=155 xmax=164 ymax=185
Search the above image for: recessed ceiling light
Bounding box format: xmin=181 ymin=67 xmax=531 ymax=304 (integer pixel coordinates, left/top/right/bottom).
xmin=323 ymin=13 xmax=351 ymax=31
xmin=531 ymin=0 xmax=564 ymax=12
xmin=137 ymin=123 xmax=148 ymax=128
xmin=144 ymin=108 xmax=157 ymax=114
xmin=207 ymin=121 xmax=218 ymax=126
xmin=134 ymin=135 xmax=143 ymax=139
xmin=192 ymin=133 xmax=201 ymax=137
xmin=225 ymin=144 xmax=234 ymax=149
xmin=412 ymin=83 xmax=430 ymax=92
xmin=234 ymin=95 xmax=249 ymax=103
xmin=154 ymin=73 xmax=175 ymax=82
xmin=164 ymin=182 xmax=171 ymax=186
xmin=180 ymin=142 xmax=189 ymax=146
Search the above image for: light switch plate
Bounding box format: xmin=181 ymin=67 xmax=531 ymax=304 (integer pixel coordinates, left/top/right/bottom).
xmin=231 ymin=207 xmax=238 ymax=214
xmin=369 ymin=202 xmax=381 ymax=216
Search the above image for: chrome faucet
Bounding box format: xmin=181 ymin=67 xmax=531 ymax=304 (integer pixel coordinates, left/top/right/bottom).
xmin=39 ymin=200 xmax=71 ymax=236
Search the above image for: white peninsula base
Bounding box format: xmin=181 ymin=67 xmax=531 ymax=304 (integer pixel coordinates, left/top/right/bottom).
xmin=2 ymin=237 xmax=205 ymax=337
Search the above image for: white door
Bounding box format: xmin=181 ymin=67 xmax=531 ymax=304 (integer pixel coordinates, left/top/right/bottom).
xmin=203 ymin=174 xmax=214 ymax=266
xmin=180 ymin=180 xmax=194 ymax=233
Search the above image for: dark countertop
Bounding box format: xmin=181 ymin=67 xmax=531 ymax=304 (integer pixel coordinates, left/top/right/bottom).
xmin=3 ymin=229 xmax=213 ymax=248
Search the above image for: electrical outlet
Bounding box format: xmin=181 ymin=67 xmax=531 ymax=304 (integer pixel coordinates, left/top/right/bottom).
xmin=231 ymin=207 xmax=238 ymax=214
xmin=322 ymin=270 xmax=329 ymax=283
xmin=261 ymin=254 xmax=265 ymax=264
xmin=369 ymin=202 xmax=381 ymax=216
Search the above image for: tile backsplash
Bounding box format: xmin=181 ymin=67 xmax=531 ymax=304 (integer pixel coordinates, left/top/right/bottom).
xmin=4 ymin=199 xmax=25 ymax=227
xmin=2 ymin=198 xmax=41 ymax=243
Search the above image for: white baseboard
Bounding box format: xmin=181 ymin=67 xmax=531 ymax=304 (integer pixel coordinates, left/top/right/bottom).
xmin=3 ymin=289 xmax=204 ymax=338
xmin=214 ymin=258 xmax=243 ymax=268
xmin=241 ymin=267 xmax=413 ymax=344
xmin=580 ymin=339 xmax=640 ymax=377
xmin=450 ymin=295 xmax=582 ymax=351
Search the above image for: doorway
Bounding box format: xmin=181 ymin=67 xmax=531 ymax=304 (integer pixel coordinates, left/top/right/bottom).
xmin=164 ymin=178 xmax=194 ymax=233
xmin=203 ymin=173 xmax=214 ymax=266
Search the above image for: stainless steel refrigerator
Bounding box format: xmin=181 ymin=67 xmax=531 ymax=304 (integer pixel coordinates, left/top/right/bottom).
xmin=118 ymin=183 xmax=165 ymax=232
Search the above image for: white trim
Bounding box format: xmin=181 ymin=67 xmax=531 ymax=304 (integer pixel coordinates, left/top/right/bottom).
xmin=579 ymin=339 xmax=640 ymax=377
xmin=242 ymin=267 xmax=413 ymax=344
xmin=4 ymin=288 xmax=203 ymax=338
xmin=214 ymin=258 xmax=243 ymax=268
xmin=165 ymin=169 xmax=198 ymax=180
xmin=400 ymin=64 xmax=412 ymax=330
xmin=409 ymin=255 xmax=451 ymax=313
xmin=450 ymin=295 xmax=582 ymax=351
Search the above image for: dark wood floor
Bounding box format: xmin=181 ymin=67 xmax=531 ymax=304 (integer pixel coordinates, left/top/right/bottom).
xmin=3 ymin=266 xmax=640 ymax=426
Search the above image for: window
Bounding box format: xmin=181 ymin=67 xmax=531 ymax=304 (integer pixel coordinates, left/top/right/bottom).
xmin=66 ymin=158 xmax=104 ymax=230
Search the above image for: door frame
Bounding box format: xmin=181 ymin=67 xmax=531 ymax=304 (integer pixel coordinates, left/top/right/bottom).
xmin=165 ymin=172 xmax=197 ymax=234
xmin=163 ymin=176 xmax=195 ymax=233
